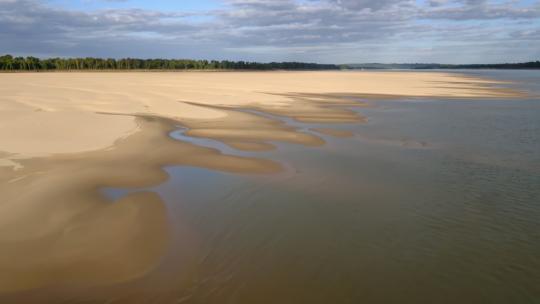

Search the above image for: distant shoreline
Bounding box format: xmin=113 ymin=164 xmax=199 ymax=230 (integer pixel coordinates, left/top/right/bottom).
xmin=2 ymin=68 xmax=539 ymax=74
xmin=340 ymin=62 xmax=540 ymax=70
xmin=0 ymin=55 xmax=339 ymax=71
xmin=0 ymin=69 xmax=335 ymax=73
xmin=2 ymin=55 xmax=538 ymax=72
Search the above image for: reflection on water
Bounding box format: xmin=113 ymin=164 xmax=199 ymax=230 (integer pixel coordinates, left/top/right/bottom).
xmin=43 ymin=71 xmax=540 ymax=302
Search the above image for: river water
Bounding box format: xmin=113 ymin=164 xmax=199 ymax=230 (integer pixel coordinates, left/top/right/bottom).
xmin=100 ymin=70 xmax=539 ymax=303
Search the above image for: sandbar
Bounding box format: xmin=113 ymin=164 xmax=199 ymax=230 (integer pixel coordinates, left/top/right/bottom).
xmin=0 ymin=70 xmax=524 ymax=294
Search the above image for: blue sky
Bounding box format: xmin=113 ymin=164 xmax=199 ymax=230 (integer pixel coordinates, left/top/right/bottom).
xmin=0 ymin=0 xmax=539 ymax=63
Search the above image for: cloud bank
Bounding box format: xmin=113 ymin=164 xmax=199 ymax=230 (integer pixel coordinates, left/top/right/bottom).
xmin=0 ymin=0 xmax=539 ymax=63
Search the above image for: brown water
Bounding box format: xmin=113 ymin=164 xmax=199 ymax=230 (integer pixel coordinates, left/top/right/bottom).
xmin=9 ymin=71 xmax=540 ymax=303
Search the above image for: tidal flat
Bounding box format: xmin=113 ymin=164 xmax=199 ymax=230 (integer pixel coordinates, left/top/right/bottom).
xmin=0 ymin=70 xmax=538 ymax=303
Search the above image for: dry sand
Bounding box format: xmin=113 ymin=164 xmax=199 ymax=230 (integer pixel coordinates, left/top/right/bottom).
xmin=0 ymin=71 xmax=523 ymax=293
xmin=0 ymin=71 xmax=518 ymax=160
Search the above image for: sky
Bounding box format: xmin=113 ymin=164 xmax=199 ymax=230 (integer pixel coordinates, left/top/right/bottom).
xmin=0 ymin=0 xmax=539 ymax=63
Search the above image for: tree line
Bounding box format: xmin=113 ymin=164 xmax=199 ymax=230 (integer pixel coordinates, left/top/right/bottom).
xmin=0 ymin=55 xmax=339 ymax=71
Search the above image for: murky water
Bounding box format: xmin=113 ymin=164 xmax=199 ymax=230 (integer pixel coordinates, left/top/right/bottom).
xmin=39 ymin=71 xmax=540 ymax=303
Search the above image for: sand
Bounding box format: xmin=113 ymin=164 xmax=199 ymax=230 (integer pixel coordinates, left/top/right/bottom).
xmin=0 ymin=71 xmax=519 ymax=160
xmin=0 ymin=71 xmax=524 ymax=293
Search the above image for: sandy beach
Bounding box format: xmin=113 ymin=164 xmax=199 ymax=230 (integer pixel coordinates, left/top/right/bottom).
xmin=0 ymin=71 xmax=523 ymax=293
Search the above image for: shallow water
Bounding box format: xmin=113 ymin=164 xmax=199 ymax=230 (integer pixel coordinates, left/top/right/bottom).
xmin=54 ymin=71 xmax=540 ymax=302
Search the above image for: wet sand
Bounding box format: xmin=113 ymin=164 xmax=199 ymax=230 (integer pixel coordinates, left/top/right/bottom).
xmin=0 ymin=71 xmax=524 ymax=294
xmin=0 ymin=116 xmax=282 ymax=293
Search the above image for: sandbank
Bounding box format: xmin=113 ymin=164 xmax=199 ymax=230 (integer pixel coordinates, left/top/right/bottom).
xmin=0 ymin=70 xmax=524 ymax=293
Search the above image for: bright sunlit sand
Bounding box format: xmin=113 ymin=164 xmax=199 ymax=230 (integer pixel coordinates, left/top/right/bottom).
xmin=0 ymin=71 xmax=517 ymax=160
